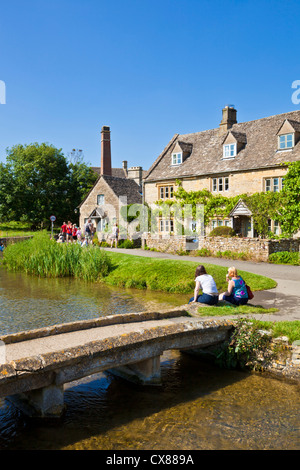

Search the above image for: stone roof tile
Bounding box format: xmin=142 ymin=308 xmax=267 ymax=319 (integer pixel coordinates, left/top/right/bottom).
xmin=144 ymin=110 xmax=300 ymax=182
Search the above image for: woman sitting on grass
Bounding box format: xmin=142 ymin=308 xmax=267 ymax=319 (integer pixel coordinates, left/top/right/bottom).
xmin=189 ymin=265 xmax=219 ymax=305
xmin=219 ymin=266 xmax=248 ymax=306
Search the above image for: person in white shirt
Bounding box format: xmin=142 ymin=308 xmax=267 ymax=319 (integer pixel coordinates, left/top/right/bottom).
xmin=189 ymin=265 xmax=219 ymax=305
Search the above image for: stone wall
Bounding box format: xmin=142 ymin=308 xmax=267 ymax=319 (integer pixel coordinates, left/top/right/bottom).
xmin=269 ymin=238 xmax=300 ymax=255
xmin=143 ymin=233 xmax=300 ymax=262
xmin=143 ymin=233 xmax=187 ymax=253
xmin=198 ymin=236 xmax=270 ymax=261
xmin=144 ymin=167 xmax=288 ymax=206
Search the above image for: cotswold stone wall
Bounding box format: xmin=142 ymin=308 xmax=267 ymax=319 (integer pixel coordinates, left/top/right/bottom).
xmin=144 ymin=234 xmax=300 ymax=262
xmin=269 ymin=238 xmax=300 ymax=255
xmin=198 ymin=237 xmax=270 ymax=261
xmin=144 ymin=234 xmax=187 ymax=253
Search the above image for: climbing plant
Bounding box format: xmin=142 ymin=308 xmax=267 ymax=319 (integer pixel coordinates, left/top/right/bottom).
xmin=156 ymin=180 xmax=286 ymax=238
xmin=278 ymin=161 xmax=300 ymax=236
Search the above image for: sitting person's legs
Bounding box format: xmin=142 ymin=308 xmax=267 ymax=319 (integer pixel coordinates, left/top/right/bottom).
xmin=189 ymin=293 xmax=218 ymax=305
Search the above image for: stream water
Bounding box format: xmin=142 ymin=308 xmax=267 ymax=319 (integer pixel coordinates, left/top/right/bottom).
xmin=0 ymin=268 xmax=299 ymax=450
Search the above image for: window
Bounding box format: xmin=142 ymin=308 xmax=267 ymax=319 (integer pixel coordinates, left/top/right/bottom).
xmin=273 ymin=178 xmax=279 ymax=192
xmin=158 ymin=185 xmax=174 ymax=199
xmin=268 ymin=219 xmax=280 ymax=235
xmin=212 ymin=177 xmax=229 ymax=192
xmin=159 ymin=219 xmax=174 ymax=232
xmin=218 ymin=178 xmax=223 ymax=191
xmin=278 ymin=133 xmax=294 ymax=150
xmin=264 ymin=177 xmax=284 ymax=192
xmin=97 ymin=194 xmax=105 ymax=205
xmin=211 ymin=219 xmax=230 ymax=229
xmin=171 ymin=152 xmax=182 ymax=165
xmin=223 ymin=143 xmax=236 ymax=158
xmin=97 ymin=218 xmax=107 ymax=231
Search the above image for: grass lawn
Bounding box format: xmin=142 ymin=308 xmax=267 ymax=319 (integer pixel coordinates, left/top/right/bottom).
xmin=196 ymin=303 xmax=279 ymax=317
xmin=104 ymin=252 xmax=277 ymax=294
xmin=252 ymin=320 xmax=300 ymax=343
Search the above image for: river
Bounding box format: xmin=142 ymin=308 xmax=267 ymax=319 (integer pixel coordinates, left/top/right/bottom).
xmin=0 ymin=268 xmax=299 ymax=450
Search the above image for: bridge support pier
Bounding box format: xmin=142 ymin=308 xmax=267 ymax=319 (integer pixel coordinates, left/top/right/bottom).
xmin=9 ymin=384 xmax=65 ymax=419
xmin=108 ymin=355 xmax=161 ymax=385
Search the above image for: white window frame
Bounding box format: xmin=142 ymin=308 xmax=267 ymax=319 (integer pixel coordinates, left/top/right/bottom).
xmin=223 ymin=143 xmax=236 ymax=159
xmin=159 ymin=219 xmax=174 ymax=233
xmin=212 ymin=177 xmax=229 ymax=192
xmin=278 ymin=133 xmax=294 ymax=150
xmin=171 ymin=152 xmax=182 ymax=165
xmin=264 ymin=177 xmax=283 ymax=192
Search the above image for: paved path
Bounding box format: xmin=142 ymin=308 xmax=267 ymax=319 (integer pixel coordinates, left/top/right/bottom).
xmin=104 ymin=248 xmax=300 ymax=322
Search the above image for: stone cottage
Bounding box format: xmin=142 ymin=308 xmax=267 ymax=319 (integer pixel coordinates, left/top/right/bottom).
xmin=143 ymin=106 xmax=300 ymax=237
xmin=79 ymin=126 xmax=144 ymax=238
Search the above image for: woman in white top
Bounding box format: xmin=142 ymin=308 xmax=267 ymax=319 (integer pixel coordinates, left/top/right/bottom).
xmin=189 ymin=265 xmax=219 ymax=305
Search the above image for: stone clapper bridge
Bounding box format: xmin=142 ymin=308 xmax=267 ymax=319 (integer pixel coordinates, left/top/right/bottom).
xmin=0 ymin=309 xmax=233 ymax=418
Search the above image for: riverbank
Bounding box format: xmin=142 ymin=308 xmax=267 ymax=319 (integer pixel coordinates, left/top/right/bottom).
xmin=103 ymin=247 xmax=300 ymax=322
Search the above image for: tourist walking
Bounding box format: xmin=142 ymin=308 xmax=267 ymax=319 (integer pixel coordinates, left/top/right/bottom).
xmin=61 ymin=221 xmax=67 ymax=241
xmin=77 ymin=227 xmax=82 ymax=243
xmin=72 ymin=224 xmax=78 ymax=242
xmin=66 ymin=221 xmax=73 ymax=242
xmin=218 ymin=266 xmax=248 ymax=305
xmin=85 ymin=219 xmax=94 ymax=244
xmin=110 ymin=223 xmax=119 ymax=248
xmin=189 ymin=265 xmax=219 ymax=305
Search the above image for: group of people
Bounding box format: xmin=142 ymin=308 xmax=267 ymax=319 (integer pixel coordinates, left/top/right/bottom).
xmin=58 ymin=219 xmax=95 ymax=246
xmin=57 ymin=220 xmax=119 ymax=248
xmin=189 ymin=265 xmax=250 ymax=306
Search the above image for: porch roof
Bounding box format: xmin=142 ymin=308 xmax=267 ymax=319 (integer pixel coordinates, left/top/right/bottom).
xmin=229 ymin=199 xmax=252 ymax=217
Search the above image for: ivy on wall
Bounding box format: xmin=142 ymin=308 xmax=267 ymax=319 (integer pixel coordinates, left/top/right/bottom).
xmin=154 ymin=161 xmax=300 ymax=238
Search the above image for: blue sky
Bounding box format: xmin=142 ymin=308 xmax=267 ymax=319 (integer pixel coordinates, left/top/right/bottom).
xmin=0 ymin=0 xmax=299 ymax=170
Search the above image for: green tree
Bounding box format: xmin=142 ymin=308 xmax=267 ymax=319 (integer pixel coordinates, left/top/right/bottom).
xmin=65 ymin=155 xmax=98 ymax=223
xmin=0 ymin=143 xmax=97 ymax=227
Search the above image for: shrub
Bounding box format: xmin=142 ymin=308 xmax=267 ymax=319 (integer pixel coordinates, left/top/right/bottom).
xmin=215 ymin=319 xmax=274 ymax=370
xmin=118 ymin=239 xmax=135 ymax=249
xmin=269 ymin=251 xmax=300 ymax=265
xmin=196 ymin=248 xmax=212 ymax=257
xmin=209 ymin=226 xmax=236 ymax=237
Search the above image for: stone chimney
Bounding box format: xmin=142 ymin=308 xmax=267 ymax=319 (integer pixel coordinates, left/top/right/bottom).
xmin=219 ymin=105 xmax=237 ymax=134
xmin=101 ymin=126 xmax=112 ymax=176
xmin=127 ymin=166 xmax=143 ymax=187
xmin=122 ymin=160 xmax=128 ymax=175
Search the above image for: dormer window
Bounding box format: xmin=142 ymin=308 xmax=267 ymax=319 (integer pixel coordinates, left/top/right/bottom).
xmin=171 ymin=152 xmax=182 ymax=165
xmin=276 ymin=119 xmax=300 ymax=150
xmin=222 ymin=131 xmax=246 ymax=159
xmin=223 ymin=143 xmax=236 ymax=158
xmin=278 ymin=133 xmax=294 ymax=150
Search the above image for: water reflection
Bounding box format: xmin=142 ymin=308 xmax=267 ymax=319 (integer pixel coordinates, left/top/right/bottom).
xmin=0 ymin=268 xmax=187 ymax=335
